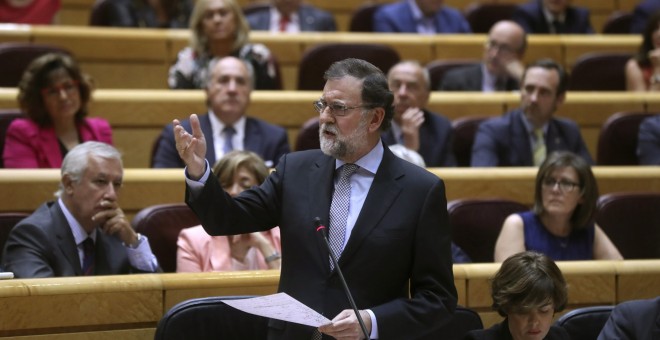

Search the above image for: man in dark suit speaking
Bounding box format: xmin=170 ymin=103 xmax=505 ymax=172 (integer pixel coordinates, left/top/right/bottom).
xmin=2 ymin=142 xmax=159 ymax=278
xmin=173 ymin=58 xmax=457 ymax=339
xmin=153 ymin=56 xmax=290 ymax=168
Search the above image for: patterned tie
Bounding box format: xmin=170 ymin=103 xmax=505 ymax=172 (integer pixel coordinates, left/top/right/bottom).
xmin=222 ymin=126 xmax=235 ymax=154
xmin=533 ymin=128 xmax=546 ymax=166
xmin=328 ymin=163 xmax=359 ymax=270
xmin=82 ymin=237 xmax=95 ymax=276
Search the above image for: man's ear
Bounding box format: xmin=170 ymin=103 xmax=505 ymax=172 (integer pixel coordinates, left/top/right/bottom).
xmin=62 ymin=174 xmax=75 ymax=195
xmin=368 ymin=107 xmax=385 ymax=133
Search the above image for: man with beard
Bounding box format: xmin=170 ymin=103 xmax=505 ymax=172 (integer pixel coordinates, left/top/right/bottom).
xmin=439 ymin=21 xmax=527 ymax=92
xmin=383 ymin=60 xmax=456 ymax=166
xmin=153 ymin=56 xmax=290 ymax=168
xmin=471 ymin=59 xmax=593 ymax=167
xmin=172 ymin=58 xmax=457 ymax=339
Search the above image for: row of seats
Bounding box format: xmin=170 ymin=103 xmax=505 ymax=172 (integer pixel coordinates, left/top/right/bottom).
xmin=60 ymin=191 xmax=656 ymax=273
xmin=293 ymin=111 xmax=658 ymax=167
xmin=155 ymin=295 xmax=614 ymax=340
xmin=0 ymin=40 xmax=637 ymax=91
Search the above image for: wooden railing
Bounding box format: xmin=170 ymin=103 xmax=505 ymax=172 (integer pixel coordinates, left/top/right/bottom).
xmin=1 ymin=260 xmax=658 ymax=338
xmin=1 ymin=167 xmax=658 ymax=221
xmin=0 ymin=25 xmax=641 ymax=89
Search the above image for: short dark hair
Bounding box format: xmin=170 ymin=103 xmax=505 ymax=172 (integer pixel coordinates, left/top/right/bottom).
xmin=324 ymin=58 xmax=394 ymax=131
xmin=533 ymin=151 xmax=598 ymax=230
xmin=522 ymin=59 xmax=568 ymax=96
xmin=491 ymin=251 xmax=567 ymax=317
xmin=17 ymin=53 xmax=92 ymax=127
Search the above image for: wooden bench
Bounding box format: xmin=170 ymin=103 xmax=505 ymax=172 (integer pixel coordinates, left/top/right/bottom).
xmin=0 ymin=25 xmax=641 ymax=90
xmin=1 ymin=167 xmax=658 ymax=222
xmin=0 ymin=260 xmax=657 ymax=337
xmin=1 ymin=89 xmax=657 ymax=168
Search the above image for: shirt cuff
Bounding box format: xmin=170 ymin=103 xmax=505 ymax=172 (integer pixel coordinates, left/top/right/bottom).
xmin=125 ymin=234 xmax=159 ymax=272
xmin=184 ymin=160 xmax=211 ymax=193
xmin=366 ymin=309 xmax=378 ymax=339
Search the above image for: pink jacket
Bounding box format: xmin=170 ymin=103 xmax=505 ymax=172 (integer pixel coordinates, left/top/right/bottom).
xmin=176 ymin=225 xmax=281 ymax=273
xmin=3 ymin=117 xmax=113 ymax=168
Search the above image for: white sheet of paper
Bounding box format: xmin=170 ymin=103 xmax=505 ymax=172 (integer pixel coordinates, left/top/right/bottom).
xmin=222 ymin=293 xmax=332 ymax=327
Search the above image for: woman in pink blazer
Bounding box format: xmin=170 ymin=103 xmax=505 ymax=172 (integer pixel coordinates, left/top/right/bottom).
xmin=3 ymin=53 xmax=113 ymax=168
xmin=176 ymin=150 xmax=281 ymax=272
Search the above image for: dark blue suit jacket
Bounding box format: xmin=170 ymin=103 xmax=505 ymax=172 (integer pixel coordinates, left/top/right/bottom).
xmin=2 ymin=202 xmax=138 ymax=278
xmin=186 ymin=145 xmax=457 ymax=339
xmin=631 ymin=0 xmax=660 ymax=33
xmin=153 ymin=113 xmax=290 ymax=168
xmin=439 ymin=64 xmax=520 ymax=92
xmin=246 ymin=4 xmax=337 ymax=32
xmin=471 ymin=109 xmax=593 ymax=167
xmin=512 ymin=0 xmax=594 ymax=34
xmin=381 ymin=110 xmax=456 ymax=167
xmin=598 ymin=297 xmax=660 ymax=340
xmin=373 ymin=1 xmax=471 ymax=33
xmin=637 ymin=115 xmax=660 ymax=165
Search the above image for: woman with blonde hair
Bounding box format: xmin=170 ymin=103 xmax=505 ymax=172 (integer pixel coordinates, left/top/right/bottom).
xmin=176 ymin=150 xmax=281 ymax=272
xmin=168 ymin=0 xmax=278 ymax=90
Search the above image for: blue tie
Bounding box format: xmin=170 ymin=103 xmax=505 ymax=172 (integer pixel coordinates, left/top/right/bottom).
xmin=82 ymin=237 xmax=95 ymax=276
xmin=223 ymin=126 xmax=236 ymax=154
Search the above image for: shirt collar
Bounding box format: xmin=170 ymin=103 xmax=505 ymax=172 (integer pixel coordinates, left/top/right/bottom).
xmin=543 ymin=6 xmax=565 ymax=24
xmin=209 ymin=110 xmax=246 ymax=138
xmin=519 ymin=111 xmax=548 ymax=135
xmin=269 ymin=6 xmax=300 ymax=32
xmin=58 ymin=198 xmax=97 ymax=246
xmin=335 ymin=140 xmax=384 ymax=176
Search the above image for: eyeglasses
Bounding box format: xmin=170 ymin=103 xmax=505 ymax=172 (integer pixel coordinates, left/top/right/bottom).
xmin=542 ymin=178 xmax=579 ymax=193
xmin=485 ymin=40 xmax=517 ymax=55
xmin=41 ymin=80 xmax=79 ymax=98
xmin=313 ymin=100 xmax=372 ymax=117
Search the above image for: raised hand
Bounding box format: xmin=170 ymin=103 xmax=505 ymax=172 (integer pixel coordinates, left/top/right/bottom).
xmin=173 ymin=114 xmax=207 ymax=179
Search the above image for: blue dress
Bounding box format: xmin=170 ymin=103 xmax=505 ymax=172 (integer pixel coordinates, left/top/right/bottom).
xmin=520 ymin=211 xmax=594 ymax=260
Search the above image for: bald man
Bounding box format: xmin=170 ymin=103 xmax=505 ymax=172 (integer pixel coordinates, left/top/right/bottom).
xmin=439 ymin=21 xmax=527 ymax=92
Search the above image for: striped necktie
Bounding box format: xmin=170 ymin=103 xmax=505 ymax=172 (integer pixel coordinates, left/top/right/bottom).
xmin=533 ymin=128 xmax=546 ymax=166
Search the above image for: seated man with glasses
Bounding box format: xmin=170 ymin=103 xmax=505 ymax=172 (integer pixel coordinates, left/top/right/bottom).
xmin=471 ymin=59 xmax=593 ymax=167
xmin=439 ymin=20 xmax=527 ymax=92
xmin=494 ymin=151 xmax=623 ymax=261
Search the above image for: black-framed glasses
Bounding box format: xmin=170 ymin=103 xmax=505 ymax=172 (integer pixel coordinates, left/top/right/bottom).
xmin=313 ymin=99 xmax=372 ymax=116
xmin=542 ymin=178 xmax=579 ymax=193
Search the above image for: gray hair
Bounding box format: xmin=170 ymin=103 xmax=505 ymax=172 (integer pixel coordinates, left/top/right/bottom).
xmin=55 ymin=142 xmax=122 ymax=197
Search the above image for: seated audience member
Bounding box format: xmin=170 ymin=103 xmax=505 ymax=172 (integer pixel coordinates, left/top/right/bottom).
xmin=598 ymin=296 xmax=660 ymax=340
xmin=245 ymin=0 xmax=336 ymax=32
xmin=155 ymin=56 xmax=289 ymax=168
xmin=3 ymin=53 xmax=113 ymax=169
xmin=169 ymin=0 xmax=279 ymax=90
xmin=630 ymin=0 xmax=660 ymax=34
xmin=92 ymin=0 xmax=193 ymax=28
xmin=626 ymin=11 xmax=660 ymax=92
xmin=466 ymin=251 xmax=569 ymax=340
xmin=1 ymin=142 xmax=159 ymax=278
xmin=388 ymin=144 xmax=470 ymax=263
xmin=471 ymin=59 xmax=593 ymax=167
xmin=638 ymin=115 xmax=660 ymax=165
xmin=177 ymin=150 xmax=281 ymax=272
xmin=440 ymin=21 xmax=527 ymax=92
xmin=373 ymin=0 xmax=471 ymax=34
xmin=494 ymin=151 xmax=623 ymax=261
xmin=0 ymin=0 xmax=60 ymax=24
xmin=512 ymin=0 xmax=594 ymax=34
xmin=383 ymin=60 xmax=456 ymax=167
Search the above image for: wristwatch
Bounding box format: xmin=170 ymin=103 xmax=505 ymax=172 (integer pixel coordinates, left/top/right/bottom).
xmin=125 ymin=233 xmax=143 ymax=249
xmin=265 ymin=252 xmax=281 ymax=263
xmin=651 ymin=73 xmax=660 ymax=85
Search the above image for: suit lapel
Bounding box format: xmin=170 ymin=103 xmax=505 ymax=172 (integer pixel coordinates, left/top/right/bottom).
xmin=51 ymin=203 xmax=83 ymax=275
xmin=308 ymin=154 xmax=335 ymax=273
xmin=39 ymin=127 xmax=64 ymax=168
xmin=243 ymin=118 xmax=264 ymax=155
xmin=511 ymin=110 xmax=533 ymax=166
xmin=339 ymin=146 xmax=403 ymax=267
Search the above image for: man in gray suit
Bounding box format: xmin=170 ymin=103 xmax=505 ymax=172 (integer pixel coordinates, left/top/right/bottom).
xmin=440 ymin=21 xmax=527 ymax=92
xmin=2 ymin=142 xmax=159 ymax=278
xmin=246 ymin=0 xmax=336 ymax=32
xmin=471 ymin=59 xmax=593 ymax=166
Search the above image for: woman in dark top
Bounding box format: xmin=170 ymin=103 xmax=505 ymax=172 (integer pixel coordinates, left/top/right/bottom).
xmin=466 ymin=251 xmax=569 ymax=340
xmin=494 ymin=151 xmax=622 ymax=261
